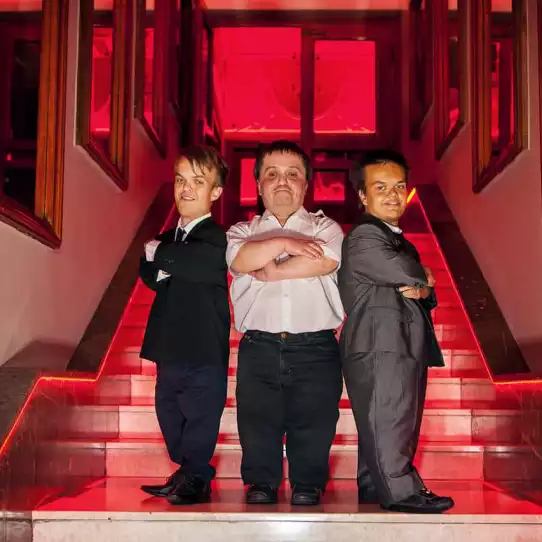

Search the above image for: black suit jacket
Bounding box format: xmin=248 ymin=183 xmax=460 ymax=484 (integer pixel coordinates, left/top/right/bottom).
xmin=139 ymin=217 xmax=230 ymax=366
xmin=338 ymin=213 xmax=444 ymax=367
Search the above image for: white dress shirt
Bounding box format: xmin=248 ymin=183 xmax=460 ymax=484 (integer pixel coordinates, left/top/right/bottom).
xmin=383 ymin=221 xmax=402 ymax=234
xmin=226 ymin=207 xmax=345 ymax=333
xmin=145 ymin=213 xmax=212 ymax=281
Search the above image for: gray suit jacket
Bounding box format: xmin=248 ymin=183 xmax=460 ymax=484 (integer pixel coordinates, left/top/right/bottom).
xmin=338 ymin=213 xmax=444 ymax=367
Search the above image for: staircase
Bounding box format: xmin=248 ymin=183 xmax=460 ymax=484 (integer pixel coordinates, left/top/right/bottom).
xmin=12 ymin=231 xmax=542 ymax=541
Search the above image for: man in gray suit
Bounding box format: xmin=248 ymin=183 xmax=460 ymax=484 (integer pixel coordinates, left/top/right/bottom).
xmin=338 ymin=149 xmax=454 ymax=514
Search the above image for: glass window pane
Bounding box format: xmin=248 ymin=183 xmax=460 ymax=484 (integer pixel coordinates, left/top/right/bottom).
xmin=240 ymin=158 xmax=257 ymax=206
xmin=144 ymin=25 xmax=155 ymax=128
xmin=490 ymin=0 xmax=515 ymax=156
xmin=447 ymin=0 xmax=461 ymax=135
xmin=90 ymin=3 xmax=113 ymax=155
xmin=213 ymin=28 xmax=301 ymax=135
xmin=313 ymin=171 xmax=346 ymax=203
xmin=314 ymin=40 xmax=376 ymax=134
xmin=1 ymin=4 xmax=43 ymax=213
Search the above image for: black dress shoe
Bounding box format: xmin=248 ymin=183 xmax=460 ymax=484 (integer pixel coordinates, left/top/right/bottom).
xmin=246 ymin=485 xmax=278 ymax=504
xmin=167 ymin=475 xmax=211 ymax=505
xmin=382 ymin=489 xmax=455 ymax=514
xmin=291 ymin=486 xmax=322 ymax=506
xmin=141 ymin=469 xmax=183 ymax=497
xmin=358 ymin=486 xmax=380 ymax=504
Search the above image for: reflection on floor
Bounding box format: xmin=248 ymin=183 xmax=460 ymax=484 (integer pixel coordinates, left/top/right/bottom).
xmin=33 ymin=479 xmax=542 ymax=517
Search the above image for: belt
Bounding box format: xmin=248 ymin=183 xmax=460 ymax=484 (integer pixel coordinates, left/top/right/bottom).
xmin=245 ymin=329 xmax=335 ymax=342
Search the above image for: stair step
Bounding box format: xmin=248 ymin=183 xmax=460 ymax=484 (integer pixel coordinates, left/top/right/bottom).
xmin=110 ymin=322 xmax=477 ymax=354
xmin=42 ymin=438 xmax=541 ymax=482
xmin=63 ymin=402 xmax=524 ymax=444
xmin=125 ymin=288 xmax=467 ymax=330
xmin=103 ymin=346 xmax=484 ymax=378
xmin=94 ymin=369 xmax=505 ymax=405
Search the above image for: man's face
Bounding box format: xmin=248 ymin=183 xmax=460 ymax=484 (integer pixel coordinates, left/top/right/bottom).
xmin=257 ymin=151 xmax=308 ymax=216
xmin=359 ymin=162 xmax=407 ymax=226
xmin=174 ymin=158 xmax=222 ymax=220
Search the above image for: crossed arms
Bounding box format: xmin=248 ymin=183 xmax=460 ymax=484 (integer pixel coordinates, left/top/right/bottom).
xmin=227 ymin=220 xmax=343 ymax=282
xmin=140 ymin=230 xmax=227 ymax=290
xmin=342 ymin=223 xmax=435 ymax=303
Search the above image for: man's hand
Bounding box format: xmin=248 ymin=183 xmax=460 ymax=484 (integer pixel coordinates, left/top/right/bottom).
xmin=145 ymin=240 xmax=161 ymax=262
xmin=283 ymin=238 xmax=324 ymax=260
xmin=423 ymin=265 xmax=436 ymax=287
xmin=249 ymin=260 xmax=279 ymax=282
xmin=398 ymin=285 xmax=432 ymax=300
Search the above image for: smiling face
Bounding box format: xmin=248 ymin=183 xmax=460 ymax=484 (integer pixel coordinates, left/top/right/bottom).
xmin=257 ymin=151 xmax=308 ymax=219
xmin=174 ymin=158 xmax=223 ymax=224
xmin=359 ymin=161 xmax=408 ymax=226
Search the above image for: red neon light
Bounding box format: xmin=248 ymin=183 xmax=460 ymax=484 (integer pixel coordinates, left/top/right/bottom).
xmin=0 ymin=205 xmax=178 ymax=459
xmin=414 ymin=191 xmax=541 ymax=387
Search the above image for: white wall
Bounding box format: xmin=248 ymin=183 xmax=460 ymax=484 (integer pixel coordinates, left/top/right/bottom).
xmin=0 ymin=0 xmax=178 ymax=369
xmin=402 ymin=0 xmax=542 ymax=372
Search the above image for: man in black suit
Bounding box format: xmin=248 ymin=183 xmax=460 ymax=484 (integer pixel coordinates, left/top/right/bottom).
xmin=139 ymin=146 xmax=230 ymax=505
xmin=338 ymin=150 xmax=454 ymax=513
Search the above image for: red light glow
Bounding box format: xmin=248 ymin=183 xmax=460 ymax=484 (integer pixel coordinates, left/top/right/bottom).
xmin=414 ymin=191 xmax=541 ymax=386
xmin=0 ymin=205 xmax=178 ymax=459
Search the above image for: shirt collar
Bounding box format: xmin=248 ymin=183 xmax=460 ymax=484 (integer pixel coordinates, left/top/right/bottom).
xmin=177 ymin=213 xmax=211 ymax=235
xmin=383 ymin=221 xmax=403 ymax=234
xmin=261 ymin=206 xmax=312 ymax=224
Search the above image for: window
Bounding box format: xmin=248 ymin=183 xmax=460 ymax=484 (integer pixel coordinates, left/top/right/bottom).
xmin=201 ymin=23 xmax=214 ymax=131
xmin=313 ymin=40 xmax=376 ymax=135
xmin=472 ymin=0 xmax=527 ymax=192
xmin=434 ymin=0 xmax=468 ymax=158
xmin=170 ymin=0 xmax=181 ymax=113
xmin=0 ymin=0 xmax=68 ymax=248
xmin=240 ymin=158 xmax=257 ymax=206
xmin=409 ymin=0 xmax=434 ymax=139
xmin=213 ymin=28 xmax=302 ymax=135
xmin=76 ymin=0 xmax=132 ymax=189
xmin=313 ymin=171 xmax=346 ymax=203
xmin=135 ymin=0 xmax=168 ymax=156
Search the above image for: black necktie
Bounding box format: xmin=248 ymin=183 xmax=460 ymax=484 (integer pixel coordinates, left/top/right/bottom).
xmin=175 ymin=228 xmax=186 ymax=244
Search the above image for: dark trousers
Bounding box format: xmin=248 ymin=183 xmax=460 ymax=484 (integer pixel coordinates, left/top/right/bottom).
xmin=155 ymin=361 xmax=227 ymax=483
xmin=343 ymin=351 xmax=428 ymax=506
xmin=236 ymin=330 xmax=343 ymax=490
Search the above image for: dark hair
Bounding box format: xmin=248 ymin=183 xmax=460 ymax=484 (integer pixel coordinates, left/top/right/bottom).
xmin=349 ymin=149 xmax=409 ymax=193
xmin=177 ymin=145 xmax=229 ymax=187
xmin=253 ymin=140 xmax=313 ymax=182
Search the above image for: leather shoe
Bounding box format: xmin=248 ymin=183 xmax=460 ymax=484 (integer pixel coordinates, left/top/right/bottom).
xmin=246 ymin=485 xmax=278 ymax=504
xmin=382 ymin=488 xmax=455 ymax=513
xmin=358 ymin=486 xmax=380 ymax=504
xmin=167 ymin=475 xmax=211 ymax=505
xmin=141 ymin=469 xmax=183 ymax=497
xmin=291 ymin=486 xmax=322 ymax=506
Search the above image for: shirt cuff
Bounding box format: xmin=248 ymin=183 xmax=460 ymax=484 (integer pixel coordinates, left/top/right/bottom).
xmin=156 ymin=270 xmax=170 ymax=282
xmin=145 ymin=240 xmax=161 ymax=262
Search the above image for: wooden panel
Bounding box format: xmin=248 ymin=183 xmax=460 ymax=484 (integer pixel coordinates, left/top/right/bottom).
xmin=0 ymin=0 xmax=69 ymax=248
xmin=472 ymin=0 xmax=528 ymax=193
xmin=76 ymin=0 xmax=132 ymax=189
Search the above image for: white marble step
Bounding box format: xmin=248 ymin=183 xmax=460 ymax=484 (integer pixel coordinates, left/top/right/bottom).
xmin=27 ymin=479 xmax=542 ymax=542
xmin=39 ymin=438 xmax=542 ymax=483
xmin=62 ymin=401 xmax=524 ymax=444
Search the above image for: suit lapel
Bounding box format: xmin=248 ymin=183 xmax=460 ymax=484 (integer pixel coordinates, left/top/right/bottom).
xmin=186 ymin=216 xmax=213 ymax=240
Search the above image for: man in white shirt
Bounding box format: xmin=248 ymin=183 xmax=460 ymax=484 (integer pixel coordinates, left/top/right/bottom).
xmin=227 ymin=140 xmax=344 ymax=506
